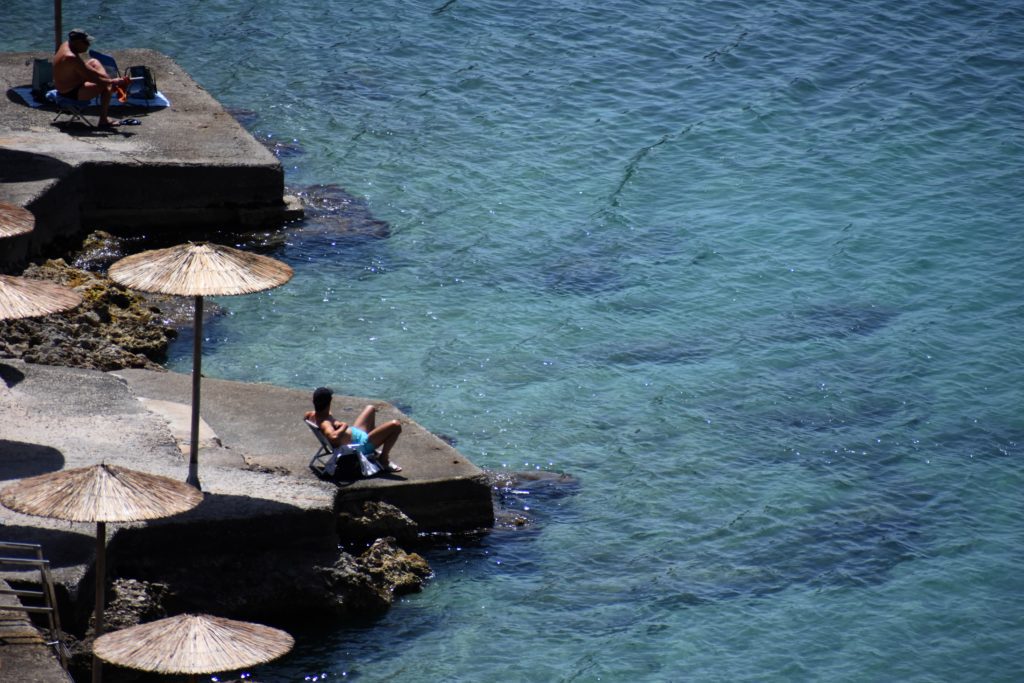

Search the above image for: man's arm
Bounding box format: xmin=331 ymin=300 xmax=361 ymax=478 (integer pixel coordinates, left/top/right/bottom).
xmin=74 ymin=56 xmax=115 ymax=84
xmin=318 ymin=418 xmax=348 ymax=447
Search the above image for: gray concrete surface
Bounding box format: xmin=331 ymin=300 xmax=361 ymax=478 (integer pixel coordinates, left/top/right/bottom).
xmin=0 ymin=359 xmax=492 ymax=536
xmin=1 ymin=49 xmax=301 ymax=268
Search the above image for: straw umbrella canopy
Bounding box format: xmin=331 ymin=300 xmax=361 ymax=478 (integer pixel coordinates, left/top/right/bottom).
xmin=0 ymin=463 xmax=203 ymax=683
xmin=0 ymin=274 xmax=82 ymax=320
xmin=94 ymin=613 xmax=294 ymax=682
xmin=108 ymin=242 xmax=293 ymax=490
xmin=0 ymin=202 xmax=34 ymax=239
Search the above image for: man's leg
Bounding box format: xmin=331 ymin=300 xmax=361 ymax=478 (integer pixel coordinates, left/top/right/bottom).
xmin=76 ymin=81 xmax=117 ymax=127
xmin=353 ymin=404 xmax=376 ymax=432
xmin=76 ymin=80 xmax=118 ymax=127
xmin=368 ymin=421 xmax=402 ymax=467
xmin=98 ymin=86 xmax=114 ymax=126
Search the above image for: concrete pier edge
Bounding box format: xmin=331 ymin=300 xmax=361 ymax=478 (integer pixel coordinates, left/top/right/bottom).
xmin=1 ymin=49 xmax=302 ymax=270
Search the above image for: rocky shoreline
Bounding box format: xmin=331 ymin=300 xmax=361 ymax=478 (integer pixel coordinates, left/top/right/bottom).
xmin=0 ymin=234 xmax=441 ymax=682
xmin=1 ymin=230 xmax=571 ymax=682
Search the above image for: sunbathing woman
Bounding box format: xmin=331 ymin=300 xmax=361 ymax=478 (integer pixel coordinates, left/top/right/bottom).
xmin=306 ymin=387 xmax=403 ymax=472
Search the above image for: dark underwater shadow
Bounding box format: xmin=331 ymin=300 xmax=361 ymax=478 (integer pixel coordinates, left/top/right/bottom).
xmin=0 ymin=440 xmax=65 ymax=480
xmin=288 ymin=184 xmax=391 ymax=242
xmin=601 ymin=338 xmax=713 ymax=366
xmin=679 ymin=504 xmax=927 ymax=604
xmin=757 ymin=302 xmax=898 ymax=344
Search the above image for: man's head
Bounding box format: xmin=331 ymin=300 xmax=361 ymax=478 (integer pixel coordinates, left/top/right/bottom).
xmin=312 ymin=386 xmax=333 ymax=412
xmin=68 ymin=29 xmax=93 ymax=53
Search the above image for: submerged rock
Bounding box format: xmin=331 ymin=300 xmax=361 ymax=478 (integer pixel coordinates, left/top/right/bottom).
xmin=69 ymin=230 xmax=129 ymax=272
xmin=291 ymin=183 xmax=391 ymax=239
xmin=487 ymin=469 xmax=580 ymax=530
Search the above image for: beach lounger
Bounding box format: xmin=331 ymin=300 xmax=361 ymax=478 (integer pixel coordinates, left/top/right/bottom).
xmin=305 ymin=419 xmax=380 ymax=479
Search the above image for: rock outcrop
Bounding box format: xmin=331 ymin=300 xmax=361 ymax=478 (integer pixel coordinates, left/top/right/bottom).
xmin=0 ymin=259 xmax=175 ymax=371
xmin=336 ymin=500 xmax=419 ymax=548
xmin=316 ymin=538 xmax=432 ymax=615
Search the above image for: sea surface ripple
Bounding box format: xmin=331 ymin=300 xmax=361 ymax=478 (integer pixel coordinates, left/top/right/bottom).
xmin=3 ymin=0 xmax=1023 ymax=680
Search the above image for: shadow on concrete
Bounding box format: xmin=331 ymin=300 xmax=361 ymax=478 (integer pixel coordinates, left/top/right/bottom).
xmin=0 ymin=362 xmax=26 ymax=388
xmin=0 ymin=525 xmax=94 ymax=568
xmin=0 ymin=440 xmax=65 ymax=480
xmin=0 ymin=147 xmax=71 ymax=183
xmin=52 ymin=122 xmax=138 ymax=139
xmin=172 ymin=491 xmax=316 ymax=522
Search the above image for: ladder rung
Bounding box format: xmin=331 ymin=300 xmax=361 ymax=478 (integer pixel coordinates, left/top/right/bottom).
xmin=0 ymin=539 xmax=66 ymax=671
xmin=0 ymin=541 xmax=43 ymax=550
xmin=0 ymin=588 xmax=46 ymax=598
xmin=0 ymin=605 xmax=54 ymax=614
xmin=0 ymin=556 xmax=48 ymax=567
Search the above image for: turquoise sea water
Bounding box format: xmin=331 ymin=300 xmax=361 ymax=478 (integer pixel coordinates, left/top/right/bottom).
xmin=5 ymin=1 xmax=1024 ymax=680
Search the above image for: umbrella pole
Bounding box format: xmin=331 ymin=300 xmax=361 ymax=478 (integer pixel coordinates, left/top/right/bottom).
xmin=186 ymin=295 xmax=203 ymax=490
xmin=54 ymin=0 xmax=62 ymax=51
xmin=92 ymin=520 xmax=105 ymax=683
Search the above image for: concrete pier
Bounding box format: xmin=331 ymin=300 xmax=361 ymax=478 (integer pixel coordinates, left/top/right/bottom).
xmin=0 ymin=49 xmax=301 ymax=268
xmin=0 ymin=359 xmax=494 ymax=680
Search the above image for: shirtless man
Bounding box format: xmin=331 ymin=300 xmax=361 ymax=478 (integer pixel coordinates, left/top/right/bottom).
xmin=305 ymin=387 xmax=404 ymax=472
xmin=52 ymin=29 xmax=129 ymax=128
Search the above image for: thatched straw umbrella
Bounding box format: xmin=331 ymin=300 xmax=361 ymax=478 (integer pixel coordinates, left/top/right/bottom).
xmin=0 ymin=274 xmax=82 ymax=320
xmin=94 ymin=613 xmax=294 ymax=682
xmin=108 ymin=242 xmax=293 ymax=490
xmin=0 ymin=464 xmax=203 ymax=683
xmin=0 ymin=202 xmax=34 ymax=239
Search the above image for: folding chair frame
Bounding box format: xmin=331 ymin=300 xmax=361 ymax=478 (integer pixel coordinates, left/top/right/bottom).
xmin=50 ymin=94 xmax=94 ymax=127
xmin=305 ymin=419 xmax=382 ymax=479
xmin=306 ymin=419 xmax=335 ymax=475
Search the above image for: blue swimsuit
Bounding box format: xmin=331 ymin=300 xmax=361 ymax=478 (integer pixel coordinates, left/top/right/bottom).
xmin=348 ymin=426 xmax=377 ymax=456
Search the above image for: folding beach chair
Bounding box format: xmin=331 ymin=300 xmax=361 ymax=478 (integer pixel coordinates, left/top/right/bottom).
xmin=46 ymin=90 xmax=93 ymax=127
xmin=305 ymin=419 xmax=380 ymax=478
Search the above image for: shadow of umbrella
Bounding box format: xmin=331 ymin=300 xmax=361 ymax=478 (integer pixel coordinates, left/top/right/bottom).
xmin=0 ymin=203 xmax=34 ymax=239
xmin=0 ymin=274 xmax=82 ymax=320
xmin=0 ymin=463 xmax=203 ymax=683
xmin=94 ymin=613 xmax=293 ymax=683
xmin=108 ymin=242 xmax=293 ymax=490
xmin=0 ymin=148 xmax=73 ymax=183
xmin=0 ymin=440 xmax=65 ymax=480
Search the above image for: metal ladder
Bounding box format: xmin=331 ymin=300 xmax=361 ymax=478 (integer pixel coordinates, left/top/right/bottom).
xmin=0 ymin=540 xmax=68 ymax=669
